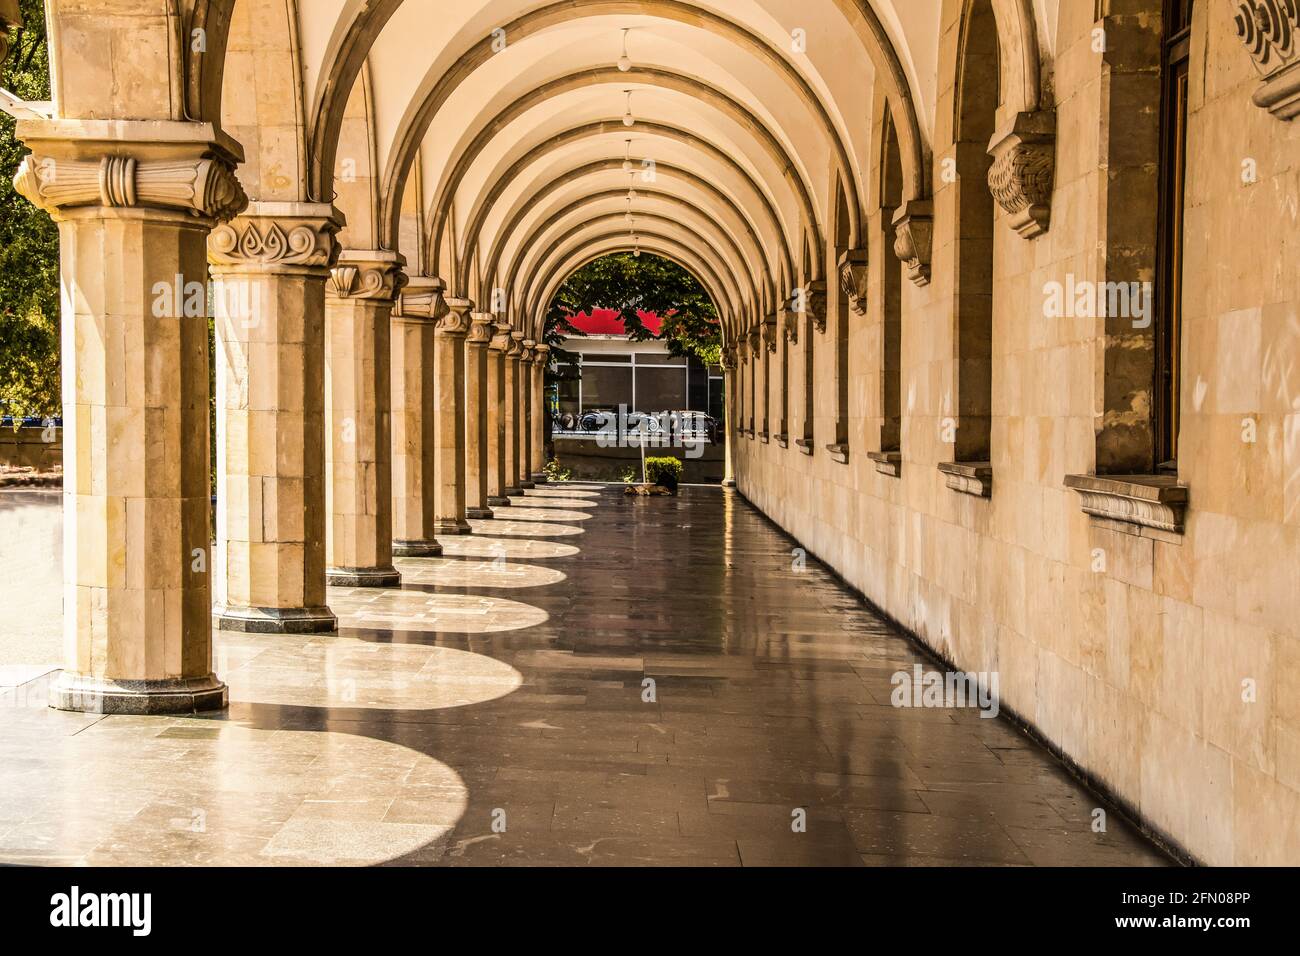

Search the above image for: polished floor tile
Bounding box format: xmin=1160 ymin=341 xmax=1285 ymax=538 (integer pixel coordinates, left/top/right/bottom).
xmin=0 ymin=484 xmax=1171 ymax=866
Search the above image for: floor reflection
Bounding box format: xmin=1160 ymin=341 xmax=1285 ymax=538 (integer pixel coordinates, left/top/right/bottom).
xmin=0 ymin=483 xmax=1172 ymax=867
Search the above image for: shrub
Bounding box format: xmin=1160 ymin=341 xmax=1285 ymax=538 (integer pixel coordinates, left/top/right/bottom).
xmin=645 ymin=456 xmax=683 ymax=487
xmin=543 ymin=457 xmax=572 ymax=482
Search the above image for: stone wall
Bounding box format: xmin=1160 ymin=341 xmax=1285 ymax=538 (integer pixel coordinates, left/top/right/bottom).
xmin=733 ymin=1 xmax=1300 ymax=865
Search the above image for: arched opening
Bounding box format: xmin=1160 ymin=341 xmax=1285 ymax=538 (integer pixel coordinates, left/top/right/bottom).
xmin=948 ymin=0 xmax=1000 ymax=470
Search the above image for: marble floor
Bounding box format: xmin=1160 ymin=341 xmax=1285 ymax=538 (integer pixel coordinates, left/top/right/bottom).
xmin=0 ymin=484 xmax=1171 ymax=866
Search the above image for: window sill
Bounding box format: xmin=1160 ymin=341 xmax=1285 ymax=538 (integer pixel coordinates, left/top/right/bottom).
xmin=759 ymin=431 xmax=770 ymax=444
xmin=774 ymin=433 xmax=788 ymax=448
xmin=938 ymin=461 xmax=992 ymax=497
xmin=1063 ymin=473 xmax=1188 ymax=540
xmin=867 ymin=450 xmax=901 ymax=478
xmin=826 ymin=443 xmax=849 ymax=464
xmin=794 ymin=438 xmax=814 ymax=457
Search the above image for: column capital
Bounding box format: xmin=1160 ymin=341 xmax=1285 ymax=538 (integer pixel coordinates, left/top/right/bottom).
xmin=12 ymin=119 xmax=247 ymax=224
xmin=328 ymin=249 xmax=406 ymax=301
xmin=467 ymin=312 xmax=496 ymax=346
xmin=780 ymin=306 xmax=799 ymax=345
xmin=489 ymin=323 xmax=512 ymax=352
xmin=532 ymin=343 xmax=551 ymax=366
xmin=761 ymin=314 xmax=779 ymax=353
xmin=987 ymin=109 xmax=1056 ymax=238
xmin=506 ymin=330 xmax=526 ymax=357
xmin=208 ymin=202 xmax=344 ymax=276
xmin=892 ymin=199 xmax=933 ymax=287
xmin=794 ymin=280 xmax=828 ymax=334
xmin=720 ymin=344 xmax=737 ymax=370
xmin=521 ymin=338 xmax=538 ymax=363
xmin=395 ymin=276 xmax=449 ymax=321
xmin=436 ymin=296 xmax=474 ymax=336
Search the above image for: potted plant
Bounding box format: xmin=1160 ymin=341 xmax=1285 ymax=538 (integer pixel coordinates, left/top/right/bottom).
xmin=645 ymin=456 xmax=683 ymax=495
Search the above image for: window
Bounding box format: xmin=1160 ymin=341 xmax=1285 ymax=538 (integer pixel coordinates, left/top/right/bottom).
xmin=1155 ymin=0 xmax=1192 ymax=468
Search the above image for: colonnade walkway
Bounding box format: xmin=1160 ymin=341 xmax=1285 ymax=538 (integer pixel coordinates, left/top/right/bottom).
xmin=0 ymin=484 xmax=1170 ymax=866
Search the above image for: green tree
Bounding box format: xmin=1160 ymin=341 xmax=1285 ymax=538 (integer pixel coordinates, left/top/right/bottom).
xmin=545 ymin=252 xmax=721 ymax=366
xmin=0 ymin=0 xmax=59 ymax=423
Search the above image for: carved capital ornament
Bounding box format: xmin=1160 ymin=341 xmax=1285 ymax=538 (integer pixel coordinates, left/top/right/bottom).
xmin=1235 ymin=0 xmax=1300 ymax=119
xmin=837 ymin=248 xmax=869 ymax=315
xmin=892 ymin=200 xmax=933 ymax=287
xmin=328 ymin=251 xmax=406 ymax=301
xmin=987 ymin=110 xmax=1056 ymax=238
xmin=208 ymin=204 xmax=343 ymax=274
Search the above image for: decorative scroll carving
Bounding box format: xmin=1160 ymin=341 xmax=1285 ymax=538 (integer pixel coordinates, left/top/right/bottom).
xmin=208 ymin=208 xmax=341 ymax=272
xmin=14 ymin=152 xmax=246 ymax=222
xmin=837 ymin=249 xmax=869 ymax=315
xmin=1235 ymin=0 xmax=1300 ymax=119
xmin=437 ymin=295 xmax=474 ymax=335
xmin=987 ymin=110 xmax=1056 ymax=238
xmin=507 ymin=331 xmax=526 ymax=357
xmin=396 ymin=277 xmax=449 ymax=321
xmin=891 ymin=200 xmax=933 ymax=287
xmin=533 ymin=343 xmax=551 ymax=367
xmin=489 ymin=324 xmax=512 ymax=352
xmin=467 ymin=312 xmax=496 ymax=345
xmin=328 ymin=253 xmax=406 ymax=301
xmin=520 ymin=338 xmax=538 ymax=363
xmin=938 ymin=461 xmax=993 ymax=498
xmin=761 ymin=313 xmax=779 ymax=352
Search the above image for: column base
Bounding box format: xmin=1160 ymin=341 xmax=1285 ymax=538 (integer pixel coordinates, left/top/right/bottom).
xmin=520 ymin=480 xmax=536 ymax=490
xmin=466 ymin=507 xmax=494 ymax=519
xmin=529 ymin=473 xmax=548 ymax=484
xmin=722 ymin=478 xmax=737 ymax=488
xmin=50 ymin=672 xmax=228 ymax=715
xmin=215 ymin=605 xmax=338 ymax=634
xmin=393 ymin=539 xmax=444 ymax=557
xmin=327 ymin=566 xmax=401 ymax=587
xmin=487 ymin=496 xmax=511 ymax=507
xmin=504 ymin=487 xmax=524 ymax=497
xmin=434 ymin=518 xmax=473 ymax=535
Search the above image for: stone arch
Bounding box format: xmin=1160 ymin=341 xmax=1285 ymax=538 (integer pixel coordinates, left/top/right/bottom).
xmin=432 ymin=114 xmax=798 ymax=289
xmin=431 ymin=67 xmax=823 ymax=284
xmin=522 ymin=225 xmax=746 ymax=326
xmin=455 ymin=158 xmax=773 ymax=299
xmin=497 ymin=190 xmax=768 ymax=320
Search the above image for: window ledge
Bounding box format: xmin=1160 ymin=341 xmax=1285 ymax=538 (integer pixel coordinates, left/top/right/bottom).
xmin=1064 ymin=473 xmax=1188 ymax=538
xmin=826 ymin=442 xmax=849 ymax=464
xmin=794 ymin=438 xmax=814 ymax=456
xmin=938 ymin=461 xmax=992 ymax=497
xmin=867 ymin=450 xmax=901 ymax=478
xmin=774 ymin=433 xmax=788 ymax=448
xmin=759 ymin=431 xmax=770 ymax=444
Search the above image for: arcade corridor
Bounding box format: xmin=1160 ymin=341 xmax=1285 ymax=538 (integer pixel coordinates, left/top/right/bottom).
xmin=0 ymin=485 xmax=1169 ymax=866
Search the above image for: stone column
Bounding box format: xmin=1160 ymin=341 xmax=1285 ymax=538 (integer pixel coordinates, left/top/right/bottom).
xmin=390 ymin=277 xmax=442 ymax=557
xmin=464 ymin=313 xmax=495 ymax=518
xmin=721 ymin=346 xmax=737 ymax=486
xmin=433 ymin=297 xmax=472 ymax=534
xmin=487 ymin=325 xmax=511 ymax=507
xmin=530 ymin=344 xmax=550 ymax=483
xmin=325 ymin=251 xmax=404 ymax=587
xmin=502 ymin=330 xmax=523 ymax=498
xmin=13 ymin=119 xmax=246 ymax=713
xmin=206 ymin=202 xmax=342 ymax=633
xmin=519 ymin=339 xmax=536 ymax=489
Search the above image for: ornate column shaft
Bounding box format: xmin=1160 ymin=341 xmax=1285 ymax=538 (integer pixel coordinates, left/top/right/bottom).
xmin=519 ymin=339 xmax=537 ymax=489
xmin=207 ymin=202 xmax=342 ymax=633
xmin=530 ymin=344 xmax=550 ymax=483
xmin=464 ymin=313 xmax=495 ymax=518
xmin=486 ymin=326 xmax=511 ymax=507
xmin=390 ymin=276 xmax=443 ymax=556
xmin=502 ymin=330 xmax=524 ymax=497
xmin=325 ymin=250 xmax=404 ymax=587
xmin=13 ymin=118 xmax=246 ymax=713
xmin=433 ymin=297 xmax=472 ymax=534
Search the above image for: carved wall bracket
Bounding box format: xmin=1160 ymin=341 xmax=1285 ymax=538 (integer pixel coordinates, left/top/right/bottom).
xmin=1234 ymin=0 xmax=1300 ymax=119
xmin=892 ymin=200 xmax=933 ymax=287
xmin=795 ymin=281 xmax=828 ymax=333
xmin=781 ymin=308 xmax=798 ymax=345
xmin=467 ymin=312 xmax=496 ymax=345
xmin=437 ymin=295 xmax=474 ymax=335
xmin=761 ymin=313 xmax=779 ymax=352
xmin=396 ymin=276 xmax=450 ymax=321
xmin=837 ymin=249 xmax=870 ymax=315
xmin=987 ymin=110 xmax=1057 ymax=238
